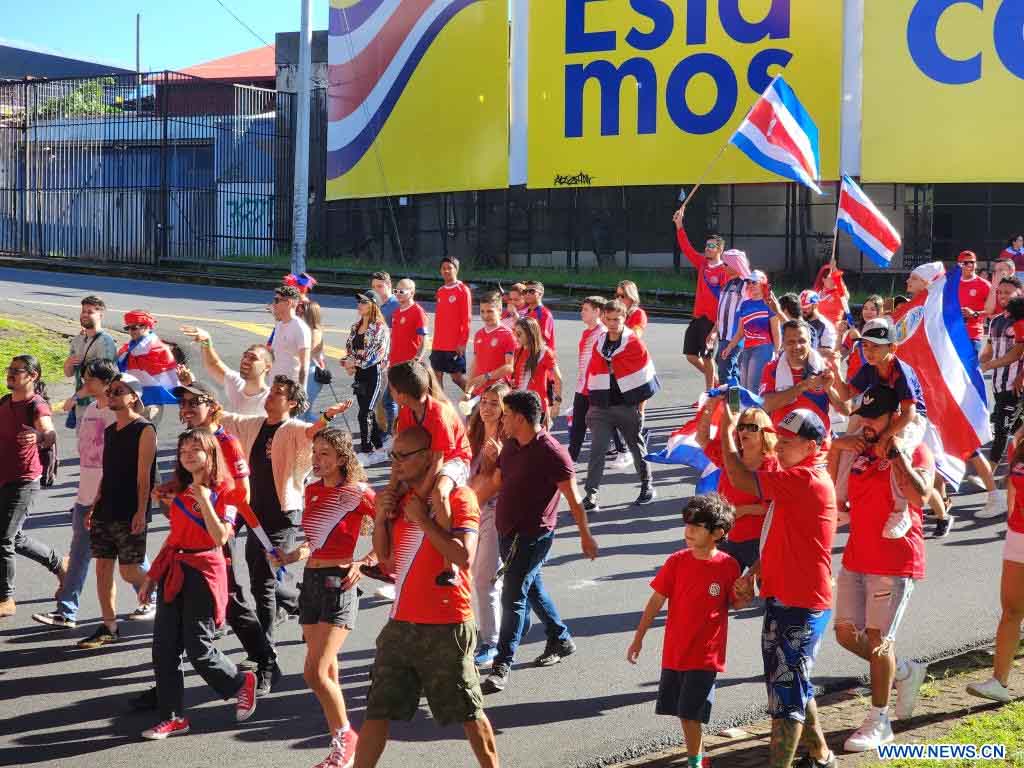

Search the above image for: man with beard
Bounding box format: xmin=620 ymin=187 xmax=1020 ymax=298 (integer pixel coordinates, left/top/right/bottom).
xmin=179 ymin=326 xmax=273 ymax=416
xmin=64 ymin=296 xmax=118 ymax=426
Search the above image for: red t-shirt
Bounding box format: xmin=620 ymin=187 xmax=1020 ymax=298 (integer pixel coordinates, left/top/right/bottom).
xmin=625 ymin=307 xmax=648 ymax=333
xmin=302 ymin=481 xmax=375 ymax=561
xmin=390 ymin=486 xmax=479 ymax=624
xmin=512 ymin=347 xmax=556 ymax=412
xmin=958 ymin=276 xmax=992 ymax=341
xmin=390 ymin=303 xmax=428 ymax=364
xmin=1009 ymin=462 xmax=1024 ymax=534
xmin=0 ymin=394 xmax=51 ymax=485
xmin=433 ymin=282 xmax=473 ymax=352
xmin=527 ymin=305 xmax=557 ymax=351
xmin=395 ymin=396 xmax=472 ymax=466
xmin=677 ymin=227 xmax=728 ymax=321
xmin=703 ymin=441 xmax=780 ymax=543
xmin=759 ymin=359 xmax=832 ymax=433
xmin=650 ymin=548 xmax=740 ymax=672
xmin=756 ymin=456 xmax=837 ymax=611
xmin=166 ymin=483 xmax=237 ymax=550
xmin=213 ymin=427 xmax=249 ymax=487
xmin=842 ymin=444 xmax=932 ymax=579
xmin=817 ymin=287 xmax=846 ymax=326
xmin=471 ymin=324 xmax=516 ymax=392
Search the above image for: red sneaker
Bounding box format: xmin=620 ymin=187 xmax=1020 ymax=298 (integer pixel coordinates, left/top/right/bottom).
xmin=338 ymin=729 xmax=358 ymax=768
xmin=235 ymin=670 xmax=257 ymax=722
xmin=141 ymin=715 xmax=190 ymax=740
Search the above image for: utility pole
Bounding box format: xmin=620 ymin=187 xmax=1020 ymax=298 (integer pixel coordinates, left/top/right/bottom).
xmin=291 ymin=0 xmax=312 ymax=275
xmin=135 ymin=14 xmax=142 ymax=113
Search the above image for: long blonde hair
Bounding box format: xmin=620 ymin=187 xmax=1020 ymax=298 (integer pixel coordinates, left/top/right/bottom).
xmin=737 ymin=407 xmax=777 ymax=456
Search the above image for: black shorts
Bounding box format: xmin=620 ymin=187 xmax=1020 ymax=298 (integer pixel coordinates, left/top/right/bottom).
xmin=299 ymin=566 xmax=359 ymax=628
xmin=683 ymin=316 xmax=715 ymax=358
xmin=429 ymin=350 xmax=467 ymax=375
xmin=89 ymin=518 xmax=147 ymax=564
xmin=655 ymin=668 xmax=717 ymax=723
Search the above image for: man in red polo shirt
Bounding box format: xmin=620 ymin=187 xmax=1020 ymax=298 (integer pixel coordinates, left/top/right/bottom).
xmin=956 ymin=250 xmax=991 ymax=358
xmin=466 ymin=291 xmax=516 ymax=396
xmin=674 ymin=204 xmax=728 ymax=389
xmin=721 ymin=406 xmax=838 ymax=768
xmin=430 ymin=257 xmax=473 ymax=392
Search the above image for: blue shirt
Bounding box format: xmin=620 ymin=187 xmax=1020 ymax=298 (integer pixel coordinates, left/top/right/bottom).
xmin=380 ymin=295 xmax=399 ymax=327
xmin=850 ymin=356 xmax=927 ymax=417
xmin=737 ymin=299 xmax=773 ymax=347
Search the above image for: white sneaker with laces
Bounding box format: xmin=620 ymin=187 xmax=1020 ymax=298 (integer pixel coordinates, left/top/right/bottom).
xmin=610 ymin=452 xmax=634 ymax=469
xmin=895 ymin=660 xmax=929 ymax=718
xmin=882 ymin=505 xmax=912 ymax=539
xmin=843 ymin=710 xmax=894 ymax=753
xmin=977 ymin=490 xmax=1006 ymax=519
xmin=374 ymin=584 xmax=396 ymax=601
xmin=967 ymin=677 xmax=1012 ymax=703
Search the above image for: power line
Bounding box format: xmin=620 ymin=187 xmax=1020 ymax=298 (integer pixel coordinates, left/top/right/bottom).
xmin=212 ymin=0 xmax=272 ymax=48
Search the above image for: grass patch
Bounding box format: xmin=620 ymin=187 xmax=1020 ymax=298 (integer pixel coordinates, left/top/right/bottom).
xmin=872 ymin=700 xmax=1024 ymax=767
xmin=0 ymin=317 xmax=69 ymax=385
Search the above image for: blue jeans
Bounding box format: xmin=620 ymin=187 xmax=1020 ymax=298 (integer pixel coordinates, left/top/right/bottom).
xmin=739 ymin=344 xmax=774 ymax=392
xmin=302 ymin=367 xmax=325 ymax=423
xmin=383 ymin=389 xmax=398 ymax=435
xmin=717 ymin=338 xmax=742 ymax=385
xmin=56 ymin=503 xmax=150 ymax=620
xmin=495 ymin=530 xmax=569 ymax=666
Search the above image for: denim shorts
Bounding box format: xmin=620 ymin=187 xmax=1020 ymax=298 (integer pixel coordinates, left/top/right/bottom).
xmin=762 ymin=598 xmax=831 ymax=722
xmin=656 ymin=669 xmax=717 ymax=723
xmin=834 ymin=569 xmax=914 ymax=641
xmin=298 ymin=566 xmax=359 ymax=628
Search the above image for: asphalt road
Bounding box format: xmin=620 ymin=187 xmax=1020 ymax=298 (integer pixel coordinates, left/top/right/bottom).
xmin=0 ymin=266 xmax=1008 ymax=768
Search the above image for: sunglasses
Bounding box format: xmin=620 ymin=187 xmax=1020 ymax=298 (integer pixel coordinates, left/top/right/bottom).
xmin=389 ymin=447 xmax=428 ymax=462
xmin=272 ymin=296 xmax=291 ymax=304
xmin=394 ymin=289 xmax=410 ymax=295
xmin=615 ymin=292 xmax=625 ymax=298
xmin=524 ymin=288 xmax=539 ymax=294
xmin=125 ymin=324 xmax=148 ymax=331
xmin=180 ymin=396 xmax=210 ymax=407
xmin=6 ymin=367 xmax=28 ymax=375
xmin=106 ymin=386 xmax=133 ymax=397
xmin=737 ymin=423 xmax=776 ymax=434
xmin=961 ymin=261 xmax=976 ymax=265
xmin=705 ymin=241 xmax=721 ymax=249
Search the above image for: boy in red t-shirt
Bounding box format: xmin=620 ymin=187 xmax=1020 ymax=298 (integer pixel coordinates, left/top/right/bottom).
xmin=430 ymin=256 xmax=473 ymax=392
xmin=627 ymin=495 xmax=748 ymax=768
xmin=466 ymin=291 xmax=516 ymax=395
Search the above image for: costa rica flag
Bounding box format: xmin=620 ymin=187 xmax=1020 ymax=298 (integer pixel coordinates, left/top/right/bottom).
xmin=836 ymin=175 xmax=902 ymax=268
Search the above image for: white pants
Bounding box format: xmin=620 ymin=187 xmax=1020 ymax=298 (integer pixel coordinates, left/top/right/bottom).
xmin=471 ymin=499 xmax=502 ymax=646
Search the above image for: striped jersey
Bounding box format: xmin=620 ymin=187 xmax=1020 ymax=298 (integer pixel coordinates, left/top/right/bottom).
xmin=715 ymin=278 xmax=745 ymax=341
xmin=989 ymin=314 xmax=1024 ymax=394
xmin=576 ymin=323 xmax=605 ymax=394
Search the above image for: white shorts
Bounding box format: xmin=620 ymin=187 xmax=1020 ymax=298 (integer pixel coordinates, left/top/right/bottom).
xmin=1004 ymin=528 xmax=1024 ymax=564
xmin=834 ymin=568 xmax=915 ymax=642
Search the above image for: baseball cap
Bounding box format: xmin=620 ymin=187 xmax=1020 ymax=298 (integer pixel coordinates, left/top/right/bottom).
xmin=172 ymin=381 xmax=216 ymax=401
xmin=357 ymin=289 xmax=382 ymax=306
xmin=114 ymin=373 xmax=144 ymax=400
xmin=777 ymin=408 xmax=826 ymax=444
xmin=799 ymin=290 xmax=820 ymax=308
xmin=854 ymin=386 xmax=900 ymax=418
xmin=860 ymin=317 xmax=898 ymax=345
xmin=957 ymin=250 xmax=978 ymax=263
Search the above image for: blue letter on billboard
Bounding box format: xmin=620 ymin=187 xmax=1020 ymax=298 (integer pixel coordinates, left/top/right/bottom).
xmin=907 ymin=0 xmax=982 ymax=84
xmin=565 ymin=59 xmax=659 ymax=137
xmin=625 ymin=0 xmax=674 ymax=51
xmin=719 ymin=0 xmax=791 ymax=43
xmin=665 ymin=53 xmax=738 ymax=135
xmin=994 ymin=0 xmax=1024 ymax=80
xmin=747 ymin=48 xmax=793 ymax=92
xmin=566 ymin=0 xmax=616 ymax=53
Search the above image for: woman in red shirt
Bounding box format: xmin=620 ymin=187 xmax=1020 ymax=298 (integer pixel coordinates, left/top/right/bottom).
xmin=696 ymin=400 xmax=780 ymax=572
xmin=140 ymin=429 xmax=257 ymax=740
xmin=271 ymin=428 xmax=375 ymax=768
xmin=511 ymin=317 xmax=563 ymax=427
xmin=968 ymin=436 xmax=1024 ymax=704
xmin=617 ymin=280 xmax=649 ymax=337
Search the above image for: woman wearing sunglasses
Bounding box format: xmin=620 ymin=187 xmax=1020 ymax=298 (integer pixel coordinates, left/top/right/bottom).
xmin=616 ymin=280 xmax=648 ymax=338
xmin=696 ymin=400 xmax=779 ymax=572
xmin=342 ymin=291 xmax=391 ymax=456
xmin=511 ymin=317 xmax=562 ymax=428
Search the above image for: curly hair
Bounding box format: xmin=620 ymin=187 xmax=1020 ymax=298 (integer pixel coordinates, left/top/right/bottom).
xmin=682 ymin=493 xmax=734 ymax=536
xmin=272 ymin=375 xmax=309 ymax=416
xmin=313 ymin=428 xmax=367 ymax=484
xmin=174 ymin=429 xmax=221 ymax=490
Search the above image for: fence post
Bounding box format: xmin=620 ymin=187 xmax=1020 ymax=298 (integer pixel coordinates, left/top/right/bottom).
xmin=20 ymin=79 xmax=29 ymax=258
xmin=159 ymin=71 xmax=169 ymax=264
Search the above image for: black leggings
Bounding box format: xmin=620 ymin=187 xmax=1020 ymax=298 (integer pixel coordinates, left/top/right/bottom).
xmin=991 ymin=390 xmax=1021 ymax=465
xmin=354 ymin=365 xmax=385 ymax=450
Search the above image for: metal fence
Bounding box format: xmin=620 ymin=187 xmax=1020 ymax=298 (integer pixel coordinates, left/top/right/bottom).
xmin=0 ymin=71 xmax=293 ymax=264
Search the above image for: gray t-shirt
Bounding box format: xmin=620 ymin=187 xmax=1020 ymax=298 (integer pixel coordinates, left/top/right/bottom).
xmin=70 ymin=331 xmax=119 ymax=419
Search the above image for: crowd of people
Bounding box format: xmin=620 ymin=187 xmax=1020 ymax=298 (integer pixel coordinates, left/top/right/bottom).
xmin=0 ymin=216 xmax=1023 ymax=768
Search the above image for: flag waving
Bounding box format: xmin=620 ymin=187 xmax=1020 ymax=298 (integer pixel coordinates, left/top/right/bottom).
xmin=836 ymin=175 xmax=902 ymax=268
xmin=729 ymin=76 xmax=821 ymax=193
xmin=116 ymin=331 xmax=180 ymax=406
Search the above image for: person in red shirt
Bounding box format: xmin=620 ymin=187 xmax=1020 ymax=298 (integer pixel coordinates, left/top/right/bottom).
xmin=511 ymin=317 xmax=563 ymax=426
xmin=696 ymin=401 xmax=780 ymax=572
xmin=721 ymin=406 xmax=837 ymax=768
xmin=812 ymin=264 xmax=851 ymax=327
xmin=627 ymin=494 xmax=749 ymax=768
xmin=430 ymin=256 xmax=473 ymax=392
xmin=358 ymin=426 xmax=499 ymax=767
xmin=269 ymin=428 xmax=375 ymax=768
xmin=390 ymin=278 xmax=429 ymax=366
xmin=956 ymin=250 xmax=992 ymax=357
xmin=617 ymin=281 xmax=649 ymax=337
xmin=568 ymin=296 xmax=609 ymax=461
xmin=138 ymin=429 xmax=257 ymax=740
xmin=828 ymin=387 xmax=934 ymax=752
xmin=759 ymin=319 xmax=843 ymax=433
xmin=674 ymin=204 xmax=727 ymax=389
xmin=466 ymin=291 xmax=516 ymax=395
xmin=968 ymin=434 xmax=1024 ymax=704
xmin=501 ymin=282 xmax=527 ymax=330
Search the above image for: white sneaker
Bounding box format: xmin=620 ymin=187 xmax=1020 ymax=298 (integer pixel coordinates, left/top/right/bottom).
xmin=843 ymin=710 xmax=894 ymax=753
xmin=126 ymin=602 xmax=156 ymax=621
xmin=895 ymin=659 xmax=929 ymax=718
xmin=381 ymin=435 xmax=394 ymax=452
xmin=373 ymin=584 xmax=396 ymax=602
xmin=365 ymin=448 xmax=390 ymax=467
xmin=882 ymin=506 xmax=912 ymax=539
xmin=977 ymin=490 xmax=1006 ymax=519
xmin=961 ymin=474 xmax=988 ymax=492
xmin=610 ymin=452 xmax=634 ymax=469
xmin=967 ymin=677 xmax=1012 ymax=703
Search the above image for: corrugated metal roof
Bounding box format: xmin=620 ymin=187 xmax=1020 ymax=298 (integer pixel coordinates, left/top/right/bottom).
xmin=178 ymin=45 xmax=275 ymax=82
xmin=0 ymin=44 xmax=133 ymax=79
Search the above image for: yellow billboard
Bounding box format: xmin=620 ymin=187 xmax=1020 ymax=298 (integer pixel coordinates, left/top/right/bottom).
xmin=527 ymin=0 xmax=842 ymax=189
xmin=325 ymin=0 xmax=509 ymax=200
xmin=862 ymin=0 xmax=1024 ymax=183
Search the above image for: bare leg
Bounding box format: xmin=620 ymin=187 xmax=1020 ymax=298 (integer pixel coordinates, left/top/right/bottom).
xmin=464 ymin=716 xmax=500 ymax=768
xmin=95 ymin=558 xmax=117 ymax=628
xmin=118 ymin=562 xmax=147 ymax=590
xmin=971 ymin=453 xmax=996 ymax=492
xmin=303 ymin=623 xmax=351 ymax=733
xmin=353 ymin=719 xmax=389 ymax=768
xmin=994 ymin=561 xmax=1024 ymax=685
xmin=801 ymin=699 xmax=830 ymax=762
xmin=866 ymin=629 xmax=896 ymax=709
xmin=769 ymin=718 xmax=804 ymax=768
xmin=681 ymin=719 xmax=703 ymax=758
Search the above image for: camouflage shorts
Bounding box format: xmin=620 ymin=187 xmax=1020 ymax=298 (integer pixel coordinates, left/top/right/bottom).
xmin=89 ymin=518 xmax=147 ymax=564
xmin=365 ymin=619 xmax=485 ymax=726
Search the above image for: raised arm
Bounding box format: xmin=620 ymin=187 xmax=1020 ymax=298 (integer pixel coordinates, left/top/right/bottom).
xmin=179 ymin=326 xmax=230 ymax=386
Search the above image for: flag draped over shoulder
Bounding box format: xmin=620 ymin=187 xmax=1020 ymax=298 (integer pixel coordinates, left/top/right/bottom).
xmin=117 ymin=331 xmax=180 ymax=406
xmin=891 ymin=267 xmax=991 ymax=466
xmin=646 ymin=384 xmax=763 ymax=495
